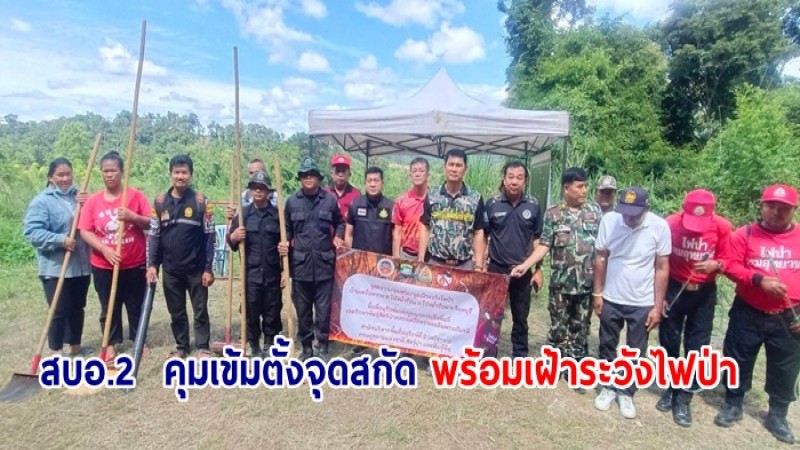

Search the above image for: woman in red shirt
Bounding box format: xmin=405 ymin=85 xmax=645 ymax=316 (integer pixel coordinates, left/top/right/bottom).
xmin=78 ymin=151 xmax=151 ymax=361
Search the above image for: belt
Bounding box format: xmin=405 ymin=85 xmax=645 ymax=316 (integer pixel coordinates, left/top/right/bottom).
xmin=430 ymin=256 xmax=470 ymax=266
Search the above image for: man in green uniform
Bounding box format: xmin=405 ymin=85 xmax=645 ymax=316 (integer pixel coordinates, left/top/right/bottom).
xmin=514 ymin=167 xmax=601 ymax=385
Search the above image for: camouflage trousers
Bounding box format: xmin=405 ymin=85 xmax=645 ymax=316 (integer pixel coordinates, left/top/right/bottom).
xmin=548 ymin=288 xmax=592 ymax=359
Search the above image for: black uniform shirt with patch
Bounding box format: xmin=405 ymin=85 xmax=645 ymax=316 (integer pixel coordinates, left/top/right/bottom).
xmin=227 ymin=201 xmax=282 ymax=284
xmin=347 ymin=193 xmax=394 ymax=255
xmin=486 ymin=192 xmax=543 ymax=266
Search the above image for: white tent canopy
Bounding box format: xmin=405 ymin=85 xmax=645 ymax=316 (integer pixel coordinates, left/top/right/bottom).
xmin=308 ymin=68 xmax=569 ymax=159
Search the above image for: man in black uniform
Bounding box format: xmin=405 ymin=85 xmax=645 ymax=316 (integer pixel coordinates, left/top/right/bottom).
xmin=227 ymin=171 xmax=286 ymax=357
xmin=484 ymin=160 xmax=543 ymax=357
xmin=278 ymin=158 xmax=344 ymax=361
xmin=344 ymin=166 xmax=394 ymax=255
xmin=344 ymin=166 xmax=394 ymax=355
xmin=147 ymin=154 xmax=215 ymax=358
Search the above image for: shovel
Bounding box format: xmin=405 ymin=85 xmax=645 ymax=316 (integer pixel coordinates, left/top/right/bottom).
xmin=0 ymin=133 xmax=102 ymax=402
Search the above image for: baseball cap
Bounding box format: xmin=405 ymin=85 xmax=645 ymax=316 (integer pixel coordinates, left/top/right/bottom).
xmin=762 ymin=184 xmax=798 ymax=206
xmin=248 ymin=171 xmax=273 ymax=190
xmin=615 ymin=186 xmax=649 ymax=216
xmin=597 ymin=175 xmax=617 ymax=190
xmin=330 ymin=154 xmax=351 ymax=167
xmin=682 ymin=189 xmax=715 ymax=232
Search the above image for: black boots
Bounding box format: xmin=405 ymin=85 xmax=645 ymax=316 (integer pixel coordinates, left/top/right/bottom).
xmin=656 ymin=389 xmax=673 ymax=412
xmin=714 ymin=398 xmax=744 ymax=427
xmin=765 ymin=400 xmax=795 ymax=444
xmin=672 ymin=392 xmax=692 ymax=428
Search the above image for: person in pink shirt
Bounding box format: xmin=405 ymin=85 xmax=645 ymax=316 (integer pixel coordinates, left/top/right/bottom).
xmin=716 ymin=185 xmax=800 ymax=444
xmin=657 ymin=189 xmax=733 ymax=427
xmin=392 ymin=157 xmax=430 ymax=259
xmin=78 ymin=151 xmax=151 ymax=361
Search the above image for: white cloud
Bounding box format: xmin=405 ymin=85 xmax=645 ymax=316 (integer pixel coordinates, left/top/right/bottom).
xmin=300 ymin=0 xmax=327 ymax=18
xmin=297 ymin=51 xmax=332 ymax=72
xmin=98 ymin=40 xmax=168 ymax=77
xmin=342 ymin=54 xmax=397 ymax=104
xmin=355 ymin=0 xmax=464 ymax=28
xmin=784 ymin=57 xmax=800 ymax=80
xmin=221 ymin=0 xmax=312 ymax=62
xmin=10 ymin=18 xmax=31 ymax=33
xmin=394 ymin=22 xmax=485 ymax=64
xmin=589 ymin=0 xmax=671 ymax=22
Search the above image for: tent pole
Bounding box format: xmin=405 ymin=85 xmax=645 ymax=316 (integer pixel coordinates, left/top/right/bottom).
xmin=560 ymin=138 xmax=568 ymax=200
xmin=523 ymin=142 xmax=529 ymax=195
xmin=366 ymin=141 xmax=370 ymax=169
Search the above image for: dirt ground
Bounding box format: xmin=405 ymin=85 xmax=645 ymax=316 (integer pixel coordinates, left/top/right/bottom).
xmin=0 ymin=264 xmax=795 ymax=449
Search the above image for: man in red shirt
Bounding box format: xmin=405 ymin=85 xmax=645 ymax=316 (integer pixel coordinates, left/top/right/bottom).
xmin=716 ymin=184 xmax=800 ymax=444
xmin=392 ymin=157 xmax=429 ymax=259
xmin=325 ymin=154 xmax=361 ymax=221
xmin=657 ymin=189 xmax=732 ymax=427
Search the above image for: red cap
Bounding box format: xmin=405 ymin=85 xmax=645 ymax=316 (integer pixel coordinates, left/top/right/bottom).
xmin=762 ymin=184 xmax=798 ymax=206
xmin=330 ymin=154 xmax=351 ymax=167
xmin=682 ymin=189 xmax=715 ymax=232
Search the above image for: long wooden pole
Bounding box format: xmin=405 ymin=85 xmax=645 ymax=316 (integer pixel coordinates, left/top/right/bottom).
xmin=273 ymin=156 xmax=296 ymax=354
xmin=100 ymin=20 xmax=146 ymax=363
xmin=29 ymin=134 xmax=102 ymax=374
xmin=223 ymin=142 xmax=236 ymax=344
xmin=234 ymin=47 xmax=248 ymax=355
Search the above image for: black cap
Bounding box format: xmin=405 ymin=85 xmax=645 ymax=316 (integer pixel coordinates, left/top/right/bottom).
xmin=615 ymin=186 xmax=649 ymax=216
xmin=248 ymin=171 xmax=273 ymax=190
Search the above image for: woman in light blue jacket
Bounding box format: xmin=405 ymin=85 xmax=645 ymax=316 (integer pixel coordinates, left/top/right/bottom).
xmin=23 ymin=157 xmax=92 ymax=356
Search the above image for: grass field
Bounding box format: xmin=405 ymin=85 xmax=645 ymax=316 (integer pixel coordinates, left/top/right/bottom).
xmin=0 ymin=263 xmax=794 ymax=449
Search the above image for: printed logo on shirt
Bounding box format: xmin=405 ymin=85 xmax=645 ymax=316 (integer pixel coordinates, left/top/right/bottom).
xmin=356 ymin=207 xmax=367 ymax=217
xmin=184 ymin=207 xmax=193 ymax=218
xmin=749 ymin=246 xmax=800 ymax=270
xmin=378 ymin=208 xmax=390 ymax=219
xmin=522 ymin=209 xmax=532 ymax=220
xmin=673 ymin=236 xmax=712 ymax=260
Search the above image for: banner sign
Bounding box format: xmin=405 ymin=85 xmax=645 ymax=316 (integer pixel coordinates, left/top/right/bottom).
xmin=330 ymin=250 xmax=510 ymax=357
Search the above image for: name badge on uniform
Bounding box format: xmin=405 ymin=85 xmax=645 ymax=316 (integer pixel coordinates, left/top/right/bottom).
xmin=494 ymin=211 xmax=507 ymax=218
xmin=184 ymin=207 xmax=193 ymax=218
xmin=378 ymin=208 xmax=390 ymax=219
xmin=557 ymin=225 xmax=571 ymax=233
xmin=357 ymin=208 xmax=367 ymax=217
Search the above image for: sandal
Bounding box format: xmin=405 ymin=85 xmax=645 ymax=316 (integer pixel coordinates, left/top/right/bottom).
xmin=195 ymin=349 xmax=213 ymax=359
xmin=167 ymin=350 xmax=188 ymax=360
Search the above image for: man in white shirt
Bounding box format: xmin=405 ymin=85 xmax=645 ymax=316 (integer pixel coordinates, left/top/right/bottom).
xmin=592 ymin=186 xmax=671 ymax=419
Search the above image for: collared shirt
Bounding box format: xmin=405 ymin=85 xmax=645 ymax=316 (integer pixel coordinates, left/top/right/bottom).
xmin=23 ymin=185 xmax=91 ymax=278
xmin=486 ymin=192 xmax=542 ymax=269
xmin=420 ymin=183 xmax=488 ymax=261
xmin=286 ymin=188 xmax=344 ymax=282
xmin=148 ymin=187 xmax=215 ymax=276
xmin=595 ymin=211 xmax=671 ymax=306
xmin=666 ymin=212 xmax=733 ymax=284
xmin=539 ymin=201 xmax=602 ymax=293
xmin=347 ymin=193 xmax=394 ymax=255
xmin=392 ymin=187 xmax=427 ymax=255
xmin=228 ymin=202 xmax=282 ymax=284
xmin=325 ymin=183 xmax=361 ymax=221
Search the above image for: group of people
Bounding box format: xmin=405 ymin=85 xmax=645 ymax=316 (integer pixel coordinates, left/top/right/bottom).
xmin=23 ymin=148 xmax=799 ymax=444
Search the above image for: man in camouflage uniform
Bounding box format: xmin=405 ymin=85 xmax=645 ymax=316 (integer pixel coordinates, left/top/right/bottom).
xmin=520 ymin=168 xmax=601 ymax=370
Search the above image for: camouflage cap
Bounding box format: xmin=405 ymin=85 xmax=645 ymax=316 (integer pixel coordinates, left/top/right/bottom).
xmin=248 ymin=171 xmax=273 ymax=190
xmin=297 ymin=157 xmax=323 ymax=179
xmin=597 ymin=175 xmax=617 ymax=190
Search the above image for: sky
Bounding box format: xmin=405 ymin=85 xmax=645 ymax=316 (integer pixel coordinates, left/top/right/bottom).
xmin=0 ymin=0 xmax=796 ymax=133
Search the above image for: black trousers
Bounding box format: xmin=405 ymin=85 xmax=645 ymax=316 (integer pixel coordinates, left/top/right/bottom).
xmin=598 ymin=298 xmax=651 ymax=396
xmin=723 ymin=297 xmax=800 ymax=410
xmin=93 ymin=267 xmax=146 ymax=345
xmin=489 ymin=262 xmax=533 ymax=357
xmin=163 ymin=270 xmax=210 ymax=353
xmin=292 ymin=279 xmax=333 ymax=347
xmin=658 ymin=278 xmax=716 ymax=394
xmin=40 ymin=275 xmax=90 ymax=351
xmin=247 ymin=280 xmax=283 ymax=345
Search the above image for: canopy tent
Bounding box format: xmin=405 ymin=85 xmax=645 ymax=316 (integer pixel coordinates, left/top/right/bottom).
xmin=307 ymin=68 xmax=570 ymax=203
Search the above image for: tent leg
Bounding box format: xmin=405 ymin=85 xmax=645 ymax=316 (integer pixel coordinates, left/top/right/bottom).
xmin=560 ymin=139 xmax=568 ymax=200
